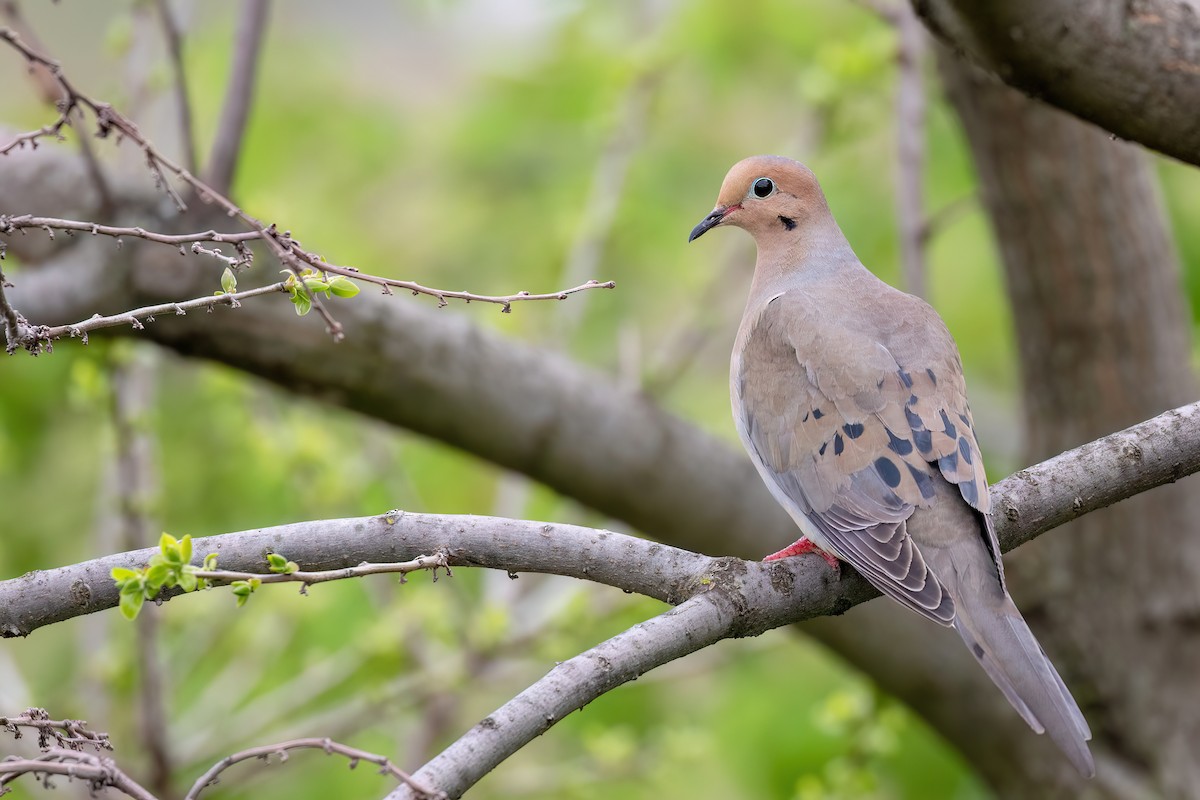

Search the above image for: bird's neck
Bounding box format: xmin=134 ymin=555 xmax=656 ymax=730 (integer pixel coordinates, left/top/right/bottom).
xmin=746 ymin=219 xmax=858 ymax=304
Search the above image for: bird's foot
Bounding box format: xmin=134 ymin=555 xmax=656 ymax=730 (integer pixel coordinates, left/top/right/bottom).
xmin=763 ymin=537 xmax=840 ymax=571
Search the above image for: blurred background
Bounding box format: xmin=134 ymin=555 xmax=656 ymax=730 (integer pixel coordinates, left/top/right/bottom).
xmin=1 ymin=1 xmax=1197 ymax=798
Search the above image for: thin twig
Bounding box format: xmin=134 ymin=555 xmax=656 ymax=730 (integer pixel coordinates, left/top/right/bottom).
xmin=193 ymin=552 xmax=451 ymax=589
xmin=19 ymin=282 xmax=288 ymax=353
xmin=0 ymin=214 xmax=262 ymax=247
xmin=0 ymin=266 xmax=23 ymax=352
xmin=184 ymin=737 xmax=445 ymax=800
xmin=205 ymin=0 xmax=269 ymax=194
xmin=0 ymin=709 xmax=112 ymax=752
xmin=0 ymin=27 xmax=616 ymax=341
xmin=153 ymin=0 xmax=197 ymax=175
xmin=0 ymin=749 xmax=157 ymax=800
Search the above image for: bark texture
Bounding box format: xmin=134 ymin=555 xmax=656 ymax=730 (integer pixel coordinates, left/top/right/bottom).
xmin=913 ymin=0 xmax=1200 ymax=167
xmin=934 ymin=50 xmax=1200 ymax=797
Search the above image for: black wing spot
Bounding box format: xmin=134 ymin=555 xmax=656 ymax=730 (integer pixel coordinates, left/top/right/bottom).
xmin=898 ymin=370 xmax=913 ymax=389
xmin=778 ymin=215 xmax=796 ymax=230
xmin=958 ymin=437 xmax=973 ymax=465
xmin=906 ymin=463 xmax=936 ymax=500
xmin=801 ymin=411 xmax=810 ymax=423
xmin=912 ymin=428 xmax=932 ymax=455
xmin=833 ymin=433 xmax=844 ymax=455
xmin=819 ymin=442 xmax=827 ymax=456
xmin=886 ymin=429 xmax=913 ymax=456
xmin=843 ymin=422 xmax=865 ymax=439
xmin=939 ymin=409 xmax=958 ymax=440
xmin=874 ymin=456 xmax=902 ymax=488
xmin=939 ymin=451 xmax=959 ymax=473
xmin=813 ymin=408 xmax=824 ymax=420
xmin=926 ymin=368 xmax=938 ymax=386
xmin=972 ymin=643 xmax=984 ymax=658
xmin=959 ymin=478 xmax=981 ymax=507
xmin=958 ymin=412 xmax=972 ymax=430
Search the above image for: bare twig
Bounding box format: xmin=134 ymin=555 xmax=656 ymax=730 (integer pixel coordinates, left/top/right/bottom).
xmin=0 ymin=27 xmax=616 ymax=341
xmin=0 ymin=749 xmax=158 ymax=800
xmin=153 ymin=0 xmax=198 ymax=175
xmin=184 ymin=737 xmax=445 ymax=800
xmin=0 ymin=709 xmax=111 ymax=752
xmin=194 ymin=552 xmax=452 ymax=590
xmin=15 ymin=282 xmax=288 ymax=354
xmin=0 ymin=266 xmax=25 ymax=353
xmin=205 ymin=0 xmax=269 ymax=194
xmin=0 ymin=214 xmax=261 ymax=248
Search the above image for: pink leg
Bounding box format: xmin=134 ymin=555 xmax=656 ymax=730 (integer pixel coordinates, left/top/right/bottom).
xmin=763 ymin=536 xmax=840 ymax=571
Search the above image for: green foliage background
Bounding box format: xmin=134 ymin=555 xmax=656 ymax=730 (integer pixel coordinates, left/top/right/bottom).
xmin=1 ymin=1 xmax=1197 ymax=798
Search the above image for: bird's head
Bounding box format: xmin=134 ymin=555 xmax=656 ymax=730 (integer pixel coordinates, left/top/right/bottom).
xmin=688 ymin=155 xmax=829 ymax=244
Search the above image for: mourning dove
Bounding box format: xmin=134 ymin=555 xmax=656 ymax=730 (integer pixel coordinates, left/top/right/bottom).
xmin=689 ymin=155 xmax=1094 ymax=777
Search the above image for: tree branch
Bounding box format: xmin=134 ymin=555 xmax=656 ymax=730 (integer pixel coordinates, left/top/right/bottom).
xmin=911 ymin=0 xmax=1200 ymax=167
xmin=3 ymin=401 xmax=1199 ymax=796
xmin=205 ymin=0 xmax=269 ymax=194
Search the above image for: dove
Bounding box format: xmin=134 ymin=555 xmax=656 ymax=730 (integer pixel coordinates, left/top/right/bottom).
xmin=689 ymin=155 xmax=1094 ymax=777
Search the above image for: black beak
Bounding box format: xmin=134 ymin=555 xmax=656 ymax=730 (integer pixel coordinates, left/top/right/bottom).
xmin=688 ymin=206 xmax=731 ymax=242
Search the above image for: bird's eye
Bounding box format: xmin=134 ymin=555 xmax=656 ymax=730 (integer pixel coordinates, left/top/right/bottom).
xmin=751 ymin=177 xmax=775 ymax=198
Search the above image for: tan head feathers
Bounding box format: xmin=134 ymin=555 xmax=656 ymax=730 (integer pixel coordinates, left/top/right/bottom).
xmin=688 ymin=155 xmax=831 ymax=243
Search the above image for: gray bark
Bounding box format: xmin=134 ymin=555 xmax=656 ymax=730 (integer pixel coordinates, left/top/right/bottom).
xmin=913 ymin=0 xmax=1200 ymax=168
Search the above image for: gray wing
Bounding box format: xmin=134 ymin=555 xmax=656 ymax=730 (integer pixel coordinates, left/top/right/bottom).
xmin=734 ymin=292 xmax=994 ymax=626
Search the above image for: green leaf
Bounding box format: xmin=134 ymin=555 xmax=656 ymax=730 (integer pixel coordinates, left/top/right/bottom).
xmin=178 ymin=571 xmax=197 ymax=593
xmin=220 ymin=266 xmax=237 ymax=294
xmin=119 ymin=591 xmax=145 ymax=620
xmin=204 ymin=553 xmax=219 ymax=570
xmin=267 ymin=552 xmax=289 ymax=572
xmin=292 ymin=292 xmax=312 ymax=316
xmin=111 ymin=567 xmax=140 ymax=582
xmin=146 ymin=563 xmax=171 ymax=591
xmin=179 ymin=534 xmax=193 ymax=564
xmin=328 ymin=276 xmax=360 ymax=298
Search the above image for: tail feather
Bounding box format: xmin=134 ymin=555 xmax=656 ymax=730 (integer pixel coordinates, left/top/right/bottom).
xmin=954 ymin=595 xmax=1095 ymax=778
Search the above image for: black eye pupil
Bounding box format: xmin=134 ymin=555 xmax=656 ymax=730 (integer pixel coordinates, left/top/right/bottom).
xmin=753 ymin=178 xmax=774 ymax=198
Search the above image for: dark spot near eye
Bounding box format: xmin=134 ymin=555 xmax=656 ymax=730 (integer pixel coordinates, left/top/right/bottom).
xmin=972 ymin=643 xmax=984 ymax=658
xmin=833 ymin=433 xmax=844 ymax=455
xmin=939 ymin=409 xmax=958 ymax=439
xmin=926 ymin=368 xmax=937 ymax=386
xmin=898 ymin=370 xmax=913 ymax=388
xmin=874 ymin=457 xmax=902 ymax=488
xmin=886 ymin=429 xmax=913 ymax=456
xmin=907 ymin=463 xmax=936 ymax=499
xmin=958 ymin=437 xmax=973 ymax=464
xmin=959 ymin=479 xmax=981 ymax=507
xmin=912 ymin=428 xmax=932 ymax=454
xmin=939 ymin=451 xmax=959 ymax=474
xmin=813 ymin=408 xmax=824 ymax=419
xmin=818 ymin=442 xmax=827 ymax=456
xmin=778 ymin=215 xmax=796 ymax=231
xmin=842 ymin=423 xmax=864 ymax=439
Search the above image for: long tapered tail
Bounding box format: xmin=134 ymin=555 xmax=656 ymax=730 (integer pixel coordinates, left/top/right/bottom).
xmin=952 ymin=589 xmax=1095 ymax=778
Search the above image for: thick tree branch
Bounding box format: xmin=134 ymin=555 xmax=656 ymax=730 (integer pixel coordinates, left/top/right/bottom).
xmin=912 ymin=0 xmax=1200 ymax=166
xmin=2 ymin=401 xmax=1196 ymax=795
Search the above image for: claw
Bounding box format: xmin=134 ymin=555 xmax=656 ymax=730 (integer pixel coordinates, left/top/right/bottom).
xmin=763 ymin=536 xmax=840 ymax=571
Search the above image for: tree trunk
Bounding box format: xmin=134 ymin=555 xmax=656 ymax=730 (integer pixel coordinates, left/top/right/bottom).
xmin=934 ymin=48 xmax=1200 ymax=797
